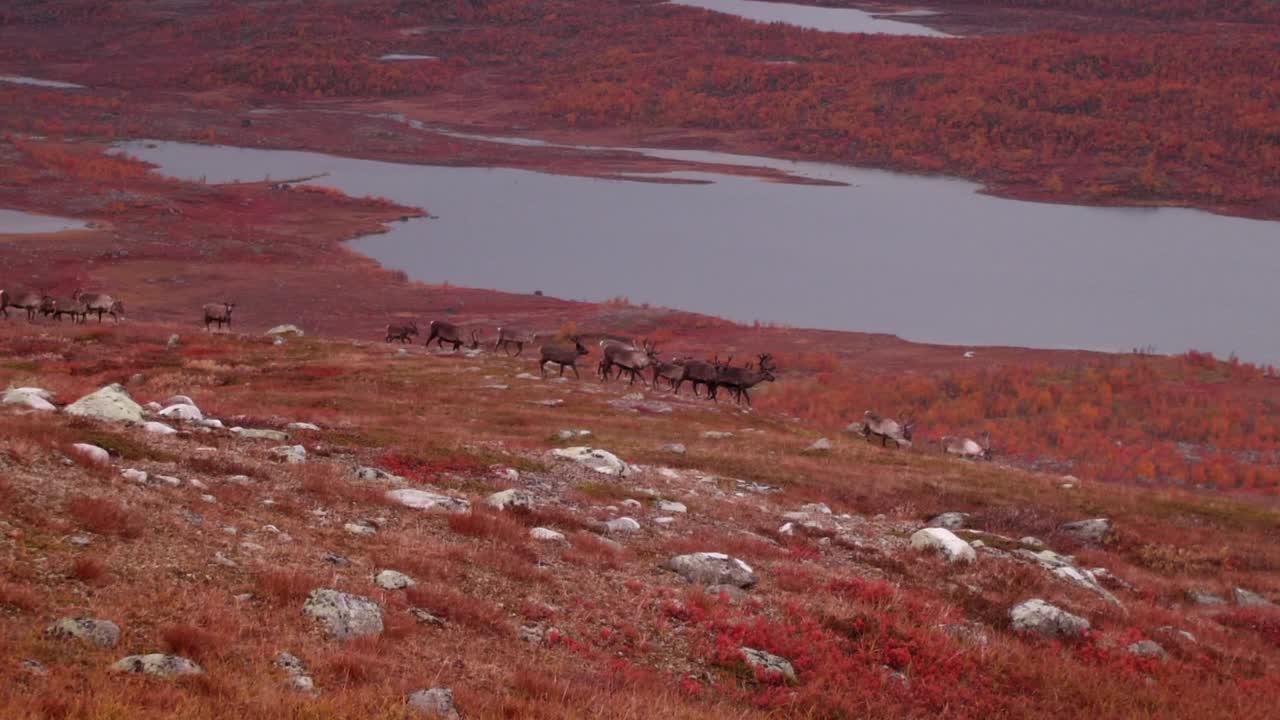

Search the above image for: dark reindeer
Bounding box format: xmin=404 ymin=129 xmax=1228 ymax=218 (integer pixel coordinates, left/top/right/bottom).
xmin=43 ymin=295 xmax=87 ymax=323
xmin=675 ymin=355 xmax=727 ymax=400
xmin=385 ymin=321 xmax=419 ymax=343
xmin=0 ymin=289 xmax=7 ymax=319
xmin=6 ymin=290 xmax=46 ymax=322
xmin=539 ymin=337 xmax=590 ymax=378
xmin=73 ymin=289 xmax=124 ymax=323
xmin=651 ymin=356 xmax=688 ymax=393
xmin=716 ymin=354 xmax=777 ymax=407
xmin=494 ymin=327 xmax=536 ymax=356
xmin=862 ymin=410 xmax=915 ymax=448
xmin=203 ymin=301 xmax=235 ymax=332
xmin=424 ymin=320 xmax=479 ymax=351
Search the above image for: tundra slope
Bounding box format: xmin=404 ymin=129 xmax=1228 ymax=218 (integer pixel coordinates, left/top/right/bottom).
xmin=0 ymin=322 xmax=1277 ymax=719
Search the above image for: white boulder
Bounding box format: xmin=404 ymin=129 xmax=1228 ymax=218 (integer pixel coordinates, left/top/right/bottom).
xmin=910 ymin=527 xmax=977 ymax=564
xmin=64 ymin=384 xmax=144 ymax=423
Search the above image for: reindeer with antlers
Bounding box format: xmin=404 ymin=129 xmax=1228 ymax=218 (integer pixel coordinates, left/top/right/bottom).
xmin=716 ymin=354 xmax=778 ymax=407
xmin=600 ymin=339 xmax=659 ymax=386
xmin=862 ymin=410 xmax=915 ymax=448
xmin=424 ymin=320 xmax=480 ymax=352
xmin=385 ymin=320 xmax=419 ymax=343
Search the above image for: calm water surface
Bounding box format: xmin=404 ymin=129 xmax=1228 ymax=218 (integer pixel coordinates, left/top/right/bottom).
xmin=668 ymin=0 xmax=952 ymax=37
xmin=0 ymin=208 xmax=87 ymax=234
xmin=113 ymin=140 xmax=1280 ymax=363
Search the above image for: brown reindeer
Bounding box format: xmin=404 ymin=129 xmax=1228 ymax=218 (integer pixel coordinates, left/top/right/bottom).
xmin=494 ymin=327 xmax=536 ymax=356
xmin=385 ymin=321 xmax=419 ymax=343
xmin=539 ymin=337 xmax=590 ymax=378
xmin=43 ymin=295 xmax=87 ymax=324
xmin=203 ymin=301 xmax=235 ymax=332
xmin=862 ymin=410 xmax=915 ymax=448
xmin=0 ymin=289 xmax=7 ymax=319
xmin=73 ymin=289 xmax=124 ymax=323
xmin=717 ymin=354 xmax=777 ymax=407
xmin=424 ymin=320 xmax=479 ymax=351
xmin=941 ymin=431 xmax=993 ymax=460
xmin=675 ymin=355 xmax=726 ymax=400
xmin=651 ymin=356 xmax=688 ymax=393
xmin=601 ymin=339 xmax=658 ymax=386
xmin=6 ymin=290 xmax=46 ymax=322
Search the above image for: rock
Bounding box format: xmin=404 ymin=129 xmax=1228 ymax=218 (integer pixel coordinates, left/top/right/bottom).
xmin=64 ymin=384 xmax=144 ymax=423
xmin=162 ymin=395 xmax=195 ymax=409
xmin=1009 ymin=599 xmax=1090 ymax=638
xmin=269 ymin=445 xmax=307 ymax=464
xmin=302 ymin=588 xmax=384 ymax=639
xmin=1058 ymin=518 xmax=1113 ymax=544
xmin=485 ymin=489 xmax=536 ymax=511
xmin=199 ymin=418 xmax=224 ymax=429
xmin=355 ymin=466 xmax=403 ymax=483
xmin=46 ymin=617 xmax=121 ymax=647
xmin=608 ymin=398 xmax=673 ymax=413
xmin=657 ymin=500 xmax=687 ymax=513
xmin=266 ymin=324 xmax=305 ymax=337
xmin=1157 ymin=626 xmax=1197 ymax=643
xmin=344 ymin=521 xmax=377 ymax=536
xmin=620 ymin=499 xmax=642 ymax=509
xmin=3 ymin=387 xmax=56 ymax=411
xmin=805 ymin=437 xmax=832 ymax=452
xmin=654 ymin=516 xmax=678 ymax=525
xmin=798 ymin=503 xmax=832 ymax=515
xmin=286 ymin=675 xmax=317 ymax=693
xmin=274 ymin=336 xmax=285 ymax=345
xmin=530 ymin=527 xmax=566 ymax=542
xmin=741 ymin=647 xmax=797 ymax=684
xmin=1234 ymin=587 xmax=1274 ymax=607
xmin=556 ymin=429 xmax=592 ymax=440
xmin=142 ymin=421 xmax=177 ymax=435
xmin=386 ymin=488 xmax=470 ymax=513
xmin=158 ymin=403 xmax=203 ymax=421
xmin=153 ymin=475 xmax=181 ymax=487
xmin=662 ymin=443 xmax=687 ymax=454
xmin=706 ymin=584 xmax=748 ymax=603
xmin=927 ymin=512 xmax=969 ymax=531
xmin=121 ymin=468 xmax=148 ymax=484
xmin=702 ymin=431 xmax=733 ymax=440
xmin=145 ymin=401 xmax=162 ymax=412
xmin=551 ymin=446 xmax=630 ymax=477
xmin=110 ymin=654 xmax=203 ymax=676
xmin=68 ymin=534 xmax=92 ymax=547
xmin=663 ymin=553 xmax=756 ymax=588
xmin=20 ymin=659 xmax=47 ymax=676
xmin=231 ymin=427 xmax=289 ymax=442
xmin=275 ymin=651 xmax=307 ymax=676
xmin=407 ymin=687 xmax=461 ymax=719
xmin=70 ymin=443 xmax=110 ymax=466
xmin=604 ymin=517 xmax=641 ymax=535
xmin=531 ymin=399 xmax=564 ymax=407
xmin=1019 ymin=536 xmax=1046 ymax=548
xmin=166 ymin=335 xmax=181 ymax=349
xmin=1127 ymin=640 xmax=1166 ymax=659
xmin=1052 ymin=566 xmax=1121 ymax=605
xmin=410 ymin=608 xmax=446 ymax=626
xmin=910 ymin=528 xmax=977 ymax=564
xmin=374 ymin=570 xmax=416 ymax=590
xmin=1187 ymin=589 xmax=1227 ymax=605
xmin=287 ymin=422 xmax=321 ymax=431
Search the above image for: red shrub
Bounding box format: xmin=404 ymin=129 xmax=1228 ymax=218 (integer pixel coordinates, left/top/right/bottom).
xmin=562 ymin=531 xmax=625 ymax=569
xmin=254 ymin=569 xmax=326 ymax=606
xmin=161 ymin=624 xmax=224 ymax=660
xmin=65 ymin=495 xmax=143 ymax=538
xmin=404 ymin=584 xmax=508 ymax=634
xmin=447 ymin=509 xmax=528 ymax=547
xmin=1218 ymin=607 xmax=1280 ymax=648
xmin=0 ymin=580 xmax=39 ymax=612
xmin=71 ymin=556 xmax=108 ymax=584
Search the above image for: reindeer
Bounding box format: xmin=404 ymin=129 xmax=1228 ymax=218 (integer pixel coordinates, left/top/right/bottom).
xmin=651 ymin=356 xmax=688 ymax=393
xmin=675 ymin=355 xmax=726 ymax=400
xmin=424 ymin=320 xmax=479 ymax=351
xmin=73 ymin=289 xmax=124 ymax=323
xmin=862 ymin=410 xmax=915 ymax=448
xmin=0 ymin=289 xmax=7 ymax=319
xmin=539 ymin=337 xmax=589 ymax=378
xmin=43 ymin=295 xmax=87 ymax=323
xmin=602 ymin=339 xmax=658 ymax=386
xmin=494 ymin=327 xmax=536 ymax=356
xmin=203 ymin=301 xmax=235 ymax=332
xmin=716 ymin=354 xmax=777 ymax=407
xmin=596 ymin=338 xmax=635 ymax=381
xmin=6 ymin=290 xmax=46 ymax=322
xmin=941 ymin=431 xmax=993 ymax=460
xmin=385 ymin=320 xmax=419 ymax=343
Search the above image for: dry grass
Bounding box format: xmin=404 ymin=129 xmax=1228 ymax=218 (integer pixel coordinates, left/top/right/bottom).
xmin=65 ymin=495 xmax=143 ymax=538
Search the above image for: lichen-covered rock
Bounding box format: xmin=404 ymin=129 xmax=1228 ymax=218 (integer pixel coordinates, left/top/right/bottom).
xmin=1186 ymin=589 xmax=1227 ymax=605
xmin=484 ymin=489 xmax=536 ymax=511
xmin=386 ymin=488 xmax=470 ymax=513
xmin=374 ymin=569 xmax=416 ymax=590
xmin=3 ymin=387 xmax=56 ymax=411
xmin=64 ymin=384 xmax=144 ymax=423
xmin=657 ymin=500 xmax=687 ymax=514
xmin=1234 ymin=587 xmax=1274 ymax=607
xmin=530 ymin=527 xmax=566 ymax=542
xmin=231 ymin=427 xmax=289 ymax=442
xmin=142 ymin=421 xmax=177 ymax=435
xmin=70 ymin=443 xmax=110 ymax=466
xmin=663 ymin=553 xmax=756 ymax=588
xmin=604 ymin=517 xmax=641 ymax=535
xmin=551 ymin=446 xmax=630 ymax=477
xmin=266 ymin=324 xmax=305 ymax=337
xmin=927 ymin=512 xmax=969 ymax=530
xmin=46 ymin=617 xmax=121 ymax=647
xmin=1058 ymin=518 xmax=1113 ymax=544
xmin=287 ymin=422 xmax=321 ymax=431
xmin=741 ymin=647 xmax=797 ymax=684
xmin=910 ymin=527 xmax=977 ymax=563
xmin=804 ymin=437 xmax=832 ymax=452
xmin=1127 ymin=640 xmax=1166 ymax=658
xmin=407 ymin=687 xmax=461 ymax=718
xmin=302 ymin=588 xmax=384 ymax=639
xmin=269 ymin=445 xmax=307 ymax=464
xmin=1009 ymin=599 xmax=1090 ymax=638
xmin=158 ymin=403 xmax=203 ymax=421
xmin=110 ymin=654 xmax=203 ymax=676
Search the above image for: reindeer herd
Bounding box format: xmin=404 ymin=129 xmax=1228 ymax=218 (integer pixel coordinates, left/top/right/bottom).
xmin=0 ymin=288 xmax=125 ymax=324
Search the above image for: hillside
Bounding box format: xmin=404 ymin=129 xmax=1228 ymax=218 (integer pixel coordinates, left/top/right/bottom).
xmin=1 ymin=322 xmax=1278 ymax=718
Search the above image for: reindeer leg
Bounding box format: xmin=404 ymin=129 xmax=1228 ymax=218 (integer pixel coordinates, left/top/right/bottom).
xmin=571 ymin=364 xmax=580 ymax=379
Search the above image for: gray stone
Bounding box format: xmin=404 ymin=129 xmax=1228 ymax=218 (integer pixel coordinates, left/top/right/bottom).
xmin=110 ymin=654 xmax=203 ymax=676
xmin=484 ymin=489 xmax=536 ymax=511
xmin=269 ymin=445 xmax=307 ymax=464
xmin=46 ymin=617 xmax=121 ymax=647
xmin=166 ymin=335 xmax=181 ymax=349
xmin=556 ymin=429 xmax=592 ymax=440
xmin=1052 ymin=566 xmax=1120 ymax=605
xmin=164 ymin=395 xmax=194 ymax=407
xmin=1234 ymin=587 xmax=1274 ymax=607
xmin=604 ymin=517 xmax=641 ymax=535
xmin=702 ymin=431 xmax=733 ymax=440
xmin=266 ymin=324 xmax=305 ymax=337
xmin=158 ymin=403 xmax=203 ymax=421
xmin=121 ymin=469 xmax=148 ymax=484
xmin=910 ymin=528 xmax=977 ymax=564
xmin=344 ymin=521 xmax=377 ymax=536
xmin=64 ymin=384 xmax=144 ymax=423
xmin=662 ymin=443 xmax=687 ymax=454
xmin=1009 ymin=599 xmax=1090 ymax=638
xmin=551 ymin=446 xmax=630 ymax=477
xmin=1058 ymin=518 xmax=1113 ymax=544
xmin=231 ymin=427 xmax=289 ymax=442
xmin=741 ymin=647 xmax=797 ymax=683
xmin=1187 ymin=589 xmax=1227 ymax=605
xmin=657 ymin=500 xmax=687 ymax=514
xmin=302 ymin=588 xmax=383 ymax=639
xmin=1127 ymin=640 xmax=1166 ymax=659
xmin=287 ymin=422 xmax=321 ymax=431
xmin=20 ymin=659 xmax=47 ymax=676
xmin=70 ymin=443 xmax=110 ymax=466
xmin=805 ymin=437 xmax=832 ymax=452
xmin=926 ymin=512 xmax=969 ymax=530
xmin=407 ymin=687 xmax=461 ymax=719
xmin=375 ymin=570 xmax=416 ymax=590
xmin=199 ymin=418 xmax=224 ymax=429
xmin=142 ymin=421 xmax=177 ymax=435
xmin=275 ymin=651 xmax=307 ymax=676
xmin=386 ymin=488 xmax=470 ymax=513
xmin=3 ymin=387 xmax=56 ymax=411
xmin=355 ymin=466 xmax=403 ymax=483
xmin=530 ymin=527 xmax=566 ymax=542
xmin=663 ymin=553 xmax=756 ymax=588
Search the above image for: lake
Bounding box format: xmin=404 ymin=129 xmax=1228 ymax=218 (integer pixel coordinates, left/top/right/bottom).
xmin=113 ymin=139 xmax=1280 ymax=364
xmin=668 ymin=0 xmax=952 ymax=37
xmin=0 ymin=208 xmax=88 ymax=234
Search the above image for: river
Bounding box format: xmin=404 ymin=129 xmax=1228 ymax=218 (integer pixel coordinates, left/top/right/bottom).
xmin=668 ymin=0 xmax=951 ymax=37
